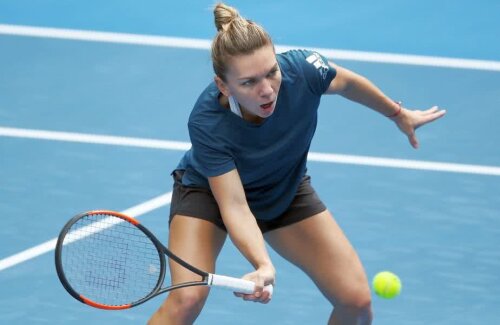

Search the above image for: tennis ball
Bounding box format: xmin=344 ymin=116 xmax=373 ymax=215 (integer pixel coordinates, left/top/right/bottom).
xmin=372 ymin=271 xmax=402 ymax=299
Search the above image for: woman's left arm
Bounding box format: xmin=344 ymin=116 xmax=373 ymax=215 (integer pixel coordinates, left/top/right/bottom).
xmin=325 ymin=62 xmax=446 ymax=149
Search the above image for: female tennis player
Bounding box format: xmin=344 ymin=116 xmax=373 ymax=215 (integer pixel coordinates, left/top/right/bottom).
xmin=148 ymin=3 xmax=446 ymax=324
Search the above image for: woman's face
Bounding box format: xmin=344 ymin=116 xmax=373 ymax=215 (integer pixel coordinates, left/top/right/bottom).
xmin=216 ymin=45 xmax=282 ymax=123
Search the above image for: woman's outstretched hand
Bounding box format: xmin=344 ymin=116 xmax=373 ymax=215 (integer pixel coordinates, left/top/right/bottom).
xmin=392 ymin=106 xmax=447 ymax=149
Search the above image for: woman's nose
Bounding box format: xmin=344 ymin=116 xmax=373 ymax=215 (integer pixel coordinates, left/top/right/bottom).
xmin=259 ymin=79 xmax=274 ymax=97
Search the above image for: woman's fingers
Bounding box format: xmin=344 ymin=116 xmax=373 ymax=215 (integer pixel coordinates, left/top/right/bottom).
xmin=416 ymin=108 xmax=447 ymax=128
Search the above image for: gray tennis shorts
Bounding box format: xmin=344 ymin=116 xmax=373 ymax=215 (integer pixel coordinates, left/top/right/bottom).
xmin=169 ymin=170 xmax=326 ymax=233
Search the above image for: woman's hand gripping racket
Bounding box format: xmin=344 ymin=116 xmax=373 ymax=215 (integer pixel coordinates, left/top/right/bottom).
xmin=55 ymin=210 xmax=273 ymax=310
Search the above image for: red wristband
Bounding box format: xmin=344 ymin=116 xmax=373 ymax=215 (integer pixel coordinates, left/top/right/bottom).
xmin=387 ymin=101 xmax=402 ymax=118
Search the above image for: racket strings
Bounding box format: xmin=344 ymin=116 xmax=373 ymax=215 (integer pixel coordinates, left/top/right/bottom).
xmin=61 ymin=214 xmax=162 ymax=306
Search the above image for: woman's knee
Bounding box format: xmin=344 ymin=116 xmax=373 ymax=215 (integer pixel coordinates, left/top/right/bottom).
xmin=161 ymin=287 xmax=210 ymax=320
xmin=334 ymin=284 xmax=373 ymax=320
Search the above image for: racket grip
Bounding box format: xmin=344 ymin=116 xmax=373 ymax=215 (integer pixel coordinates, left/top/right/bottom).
xmin=208 ymin=274 xmax=274 ymax=295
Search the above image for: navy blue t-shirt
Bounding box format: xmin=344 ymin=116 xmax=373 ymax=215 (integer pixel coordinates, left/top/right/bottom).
xmin=176 ymin=49 xmax=336 ymax=220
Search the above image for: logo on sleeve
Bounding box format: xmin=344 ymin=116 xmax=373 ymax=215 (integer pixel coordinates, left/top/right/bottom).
xmin=306 ymin=52 xmax=330 ymax=80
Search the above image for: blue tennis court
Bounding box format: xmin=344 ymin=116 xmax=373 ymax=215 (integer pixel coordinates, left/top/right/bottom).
xmin=1 ymin=1 xmax=499 ymax=324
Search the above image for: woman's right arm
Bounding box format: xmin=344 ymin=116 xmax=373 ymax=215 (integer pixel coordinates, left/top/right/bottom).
xmin=208 ymin=168 xmax=275 ymax=303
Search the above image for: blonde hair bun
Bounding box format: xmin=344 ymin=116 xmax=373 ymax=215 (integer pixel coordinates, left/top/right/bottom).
xmin=214 ymin=2 xmax=242 ymax=31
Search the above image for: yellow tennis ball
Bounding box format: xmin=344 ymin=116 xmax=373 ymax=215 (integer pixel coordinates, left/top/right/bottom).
xmin=372 ymin=271 xmax=402 ymax=299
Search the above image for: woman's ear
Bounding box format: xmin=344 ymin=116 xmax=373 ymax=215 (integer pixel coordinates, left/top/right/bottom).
xmin=214 ymin=76 xmax=230 ymax=97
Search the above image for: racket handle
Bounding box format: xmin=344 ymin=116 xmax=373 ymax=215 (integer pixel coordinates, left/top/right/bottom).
xmin=208 ymin=274 xmax=274 ymax=295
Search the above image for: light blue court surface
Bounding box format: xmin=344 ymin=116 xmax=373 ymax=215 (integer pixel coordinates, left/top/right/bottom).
xmin=1 ymin=1 xmax=499 ymax=324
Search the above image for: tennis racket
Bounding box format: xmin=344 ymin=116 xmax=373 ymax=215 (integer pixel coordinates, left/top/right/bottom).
xmin=55 ymin=210 xmax=273 ymax=310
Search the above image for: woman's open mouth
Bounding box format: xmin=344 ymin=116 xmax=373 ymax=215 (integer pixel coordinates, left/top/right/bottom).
xmin=260 ymin=101 xmax=274 ymax=110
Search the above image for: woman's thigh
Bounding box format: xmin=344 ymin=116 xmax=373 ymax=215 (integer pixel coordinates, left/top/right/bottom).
xmin=264 ymin=210 xmax=370 ymax=306
xmin=168 ymin=214 xmax=227 ymax=284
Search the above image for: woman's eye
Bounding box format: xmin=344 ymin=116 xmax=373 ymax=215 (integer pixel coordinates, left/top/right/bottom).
xmin=268 ymin=69 xmax=279 ymax=78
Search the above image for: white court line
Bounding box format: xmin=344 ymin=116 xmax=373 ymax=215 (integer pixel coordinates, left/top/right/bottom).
xmin=0 ymin=192 xmax=172 ymax=272
xmin=0 ymin=126 xmax=191 ymax=151
xmin=1 ymin=24 xmax=500 ymax=71
xmin=307 ymin=152 xmax=500 ymax=176
xmin=1 ymin=126 xmax=500 ymax=176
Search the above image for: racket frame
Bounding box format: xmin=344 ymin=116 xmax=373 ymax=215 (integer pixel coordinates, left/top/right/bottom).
xmin=55 ymin=210 xmax=210 ymax=310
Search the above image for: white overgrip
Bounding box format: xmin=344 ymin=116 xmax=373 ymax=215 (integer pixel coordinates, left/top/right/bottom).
xmin=208 ymin=273 xmax=273 ymax=295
